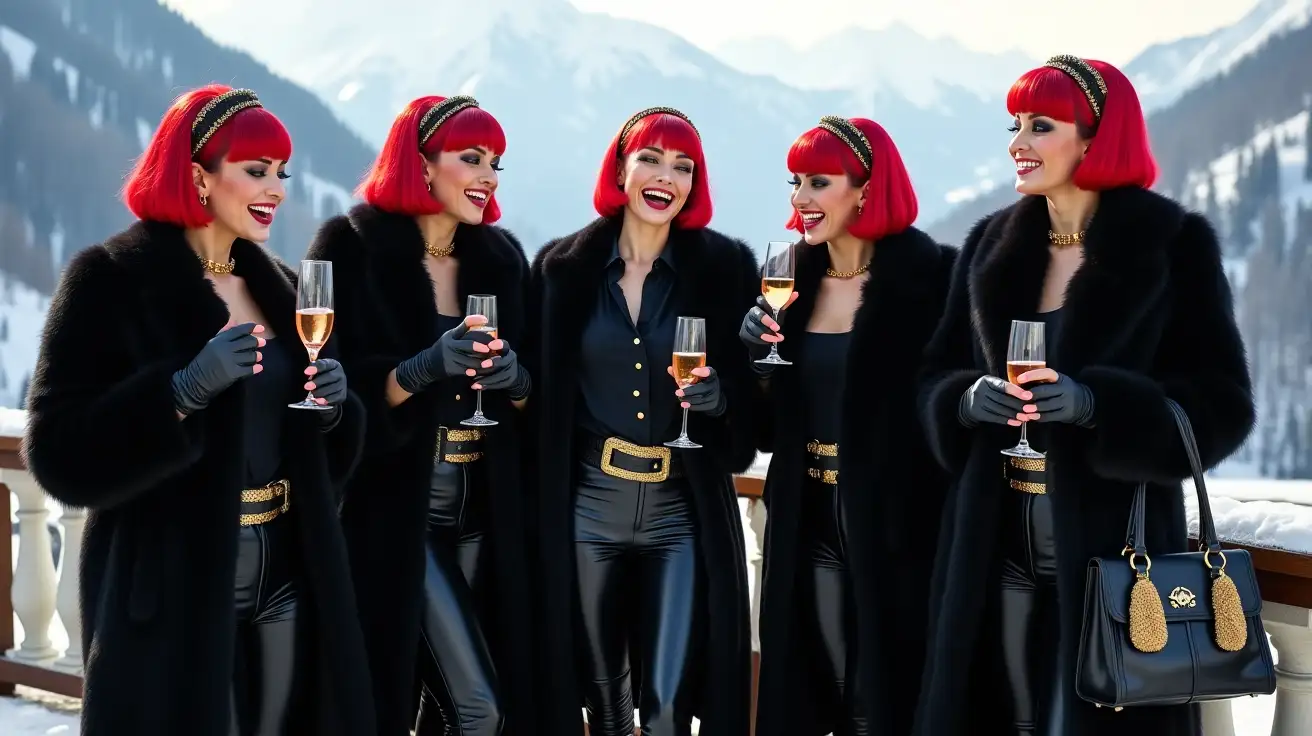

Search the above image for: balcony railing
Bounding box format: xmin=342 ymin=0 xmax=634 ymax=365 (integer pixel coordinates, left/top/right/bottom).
xmin=4 ymin=411 xmax=1310 ymax=735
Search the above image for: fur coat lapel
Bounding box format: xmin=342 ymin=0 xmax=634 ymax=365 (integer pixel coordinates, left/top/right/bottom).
xmin=970 ymin=186 xmax=1184 ymax=376
xmin=344 ymin=203 xmax=526 ymax=350
xmin=103 ymin=220 xmax=299 ymax=354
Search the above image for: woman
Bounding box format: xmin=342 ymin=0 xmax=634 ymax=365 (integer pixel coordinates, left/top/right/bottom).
xmin=740 ymin=116 xmax=956 ymax=736
xmin=22 ymin=84 xmax=374 ymax=735
xmin=525 ymin=107 xmax=760 ymax=736
xmin=914 ymin=56 xmax=1255 ymax=736
xmin=304 ymin=95 xmax=535 ymax=736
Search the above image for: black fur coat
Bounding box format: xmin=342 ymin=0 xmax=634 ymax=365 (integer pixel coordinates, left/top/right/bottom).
xmin=523 ymin=217 xmax=761 ymax=735
xmin=914 ymin=186 xmax=1255 ymax=736
xmin=22 ymin=221 xmax=374 ymax=735
xmin=304 ymin=204 xmax=536 ymax=735
xmin=754 ymin=227 xmax=956 ymax=736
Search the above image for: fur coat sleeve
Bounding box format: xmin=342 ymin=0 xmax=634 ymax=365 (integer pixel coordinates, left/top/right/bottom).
xmin=1075 ymin=213 xmax=1255 ymax=483
xmin=305 ymin=216 xmax=424 ymax=455
xmin=705 ymin=235 xmax=766 ymax=474
xmin=918 ymin=215 xmax=993 ymax=473
xmin=23 ymin=246 xmax=206 ymax=509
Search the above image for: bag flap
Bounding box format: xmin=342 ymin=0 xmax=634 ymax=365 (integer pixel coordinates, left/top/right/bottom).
xmin=1093 ymin=549 xmax=1262 ymax=624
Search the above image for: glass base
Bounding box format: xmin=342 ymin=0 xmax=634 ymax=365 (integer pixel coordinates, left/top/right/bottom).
xmin=754 ymin=354 xmax=792 ymax=366
xmin=288 ymin=400 xmax=333 ymax=410
xmin=664 ymin=436 xmax=702 ymax=449
xmin=1001 ymin=443 xmax=1045 ymax=459
xmin=460 ymin=414 xmax=499 ymax=427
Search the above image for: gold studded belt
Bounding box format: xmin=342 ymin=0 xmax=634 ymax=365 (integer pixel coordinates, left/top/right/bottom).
xmin=435 ymin=426 xmax=486 ymax=464
xmin=581 ymin=434 xmax=683 ymax=483
xmin=805 ymin=440 xmax=839 ymax=485
xmin=1005 ymin=456 xmax=1046 ymax=494
xmin=240 ymin=479 xmax=291 ymax=526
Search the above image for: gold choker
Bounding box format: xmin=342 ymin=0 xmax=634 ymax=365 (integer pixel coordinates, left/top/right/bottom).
xmin=424 ymin=239 xmax=455 ymax=259
xmin=199 ymin=255 xmax=235 ymax=275
xmin=1048 ymin=230 xmax=1086 ymax=247
xmin=826 ymin=262 xmax=870 ymax=279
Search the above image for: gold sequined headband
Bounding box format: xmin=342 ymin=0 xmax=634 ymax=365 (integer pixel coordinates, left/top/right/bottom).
xmin=617 ymin=106 xmax=700 ymax=152
xmin=816 ymin=116 xmax=872 ymax=173
xmin=1043 ymin=55 xmax=1107 ymax=122
xmin=418 ymin=96 xmax=480 ymax=149
xmin=191 ymin=88 xmax=262 ymax=157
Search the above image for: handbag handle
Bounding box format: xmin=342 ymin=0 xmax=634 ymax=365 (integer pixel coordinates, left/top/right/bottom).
xmin=1124 ymin=398 xmax=1221 ymax=558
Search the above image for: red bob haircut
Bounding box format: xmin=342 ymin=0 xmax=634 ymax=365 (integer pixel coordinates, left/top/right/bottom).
xmin=1006 ymin=58 xmax=1158 ymax=190
xmin=356 ymin=96 xmax=507 ymax=223
xmin=785 ymin=117 xmax=918 ymax=241
xmin=592 ymin=111 xmax=712 ymax=230
xmin=122 ymin=84 xmax=293 ymax=228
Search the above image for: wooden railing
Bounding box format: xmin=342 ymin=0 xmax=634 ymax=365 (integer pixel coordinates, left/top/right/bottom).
xmin=5 ymin=427 xmax=1311 ymax=735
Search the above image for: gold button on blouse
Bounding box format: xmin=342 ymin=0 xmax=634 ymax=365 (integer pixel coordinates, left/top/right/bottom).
xmin=635 ymin=363 xmax=642 ymax=370
xmin=633 ymin=390 xmax=640 ymax=397
xmin=633 ymin=338 xmax=641 ymax=345
xmin=455 ymin=394 xmax=462 ymax=401
xmin=637 ymin=412 xmax=645 ymax=420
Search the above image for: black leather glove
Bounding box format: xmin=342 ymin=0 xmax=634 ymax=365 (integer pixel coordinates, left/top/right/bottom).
xmin=679 ymin=367 xmax=726 ymax=416
xmin=394 ymin=320 xmax=487 ymax=394
xmin=476 ymin=341 xmax=531 ymax=400
xmin=957 ymin=375 xmax=1028 ymax=427
xmin=305 ymin=358 xmax=348 ymax=430
xmin=739 ymin=296 xmax=781 ymax=359
xmin=171 ymin=322 xmax=262 ymax=415
xmin=1027 ymin=373 xmax=1096 ymax=427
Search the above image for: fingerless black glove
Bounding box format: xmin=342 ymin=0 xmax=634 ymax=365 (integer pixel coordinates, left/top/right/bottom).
xmin=171 ymin=322 xmax=262 ymax=415
xmin=395 ymin=320 xmax=486 ymax=394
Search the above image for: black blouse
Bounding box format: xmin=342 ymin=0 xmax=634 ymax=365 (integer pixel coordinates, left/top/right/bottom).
xmin=576 ymin=239 xmax=680 ymax=446
xmin=799 ymin=330 xmax=852 ymax=445
xmin=242 ymin=337 xmax=293 ymax=486
xmin=1025 ymin=307 xmax=1065 ymax=454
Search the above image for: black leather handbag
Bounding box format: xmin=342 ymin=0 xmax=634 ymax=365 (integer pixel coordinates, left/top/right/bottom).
xmin=1075 ymin=398 xmax=1277 ymax=710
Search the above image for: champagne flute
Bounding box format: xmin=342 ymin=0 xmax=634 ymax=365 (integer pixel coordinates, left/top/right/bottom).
xmin=460 ymin=294 xmax=499 ymax=427
xmin=665 ymin=316 xmax=706 ymax=449
xmin=756 ymin=240 xmax=794 ymax=365
xmin=1001 ymin=319 xmax=1046 ymax=458
xmin=289 ymin=260 xmax=335 ymax=410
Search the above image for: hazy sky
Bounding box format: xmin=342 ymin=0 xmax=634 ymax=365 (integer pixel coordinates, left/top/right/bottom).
xmin=572 ymin=0 xmax=1260 ymax=63
xmin=164 ymin=0 xmax=1261 ymax=66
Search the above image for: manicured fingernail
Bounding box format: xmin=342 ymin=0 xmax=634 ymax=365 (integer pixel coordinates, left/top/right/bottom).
xmin=681 ymin=402 xmax=690 ymax=409
xmin=472 ymin=383 xmax=483 ymax=390
xmin=253 ymin=364 xmax=263 ymax=374
xmin=473 ymin=343 xmax=489 ymax=353
xmin=481 ymin=359 xmax=493 ymax=368
xmin=1022 ymin=392 xmax=1032 ymax=400
xmin=257 ymin=337 xmax=266 ymax=347
xmin=1024 ymin=404 xmax=1037 ymax=412
xmin=255 ymin=351 xmax=262 ymax=361
xmin=317 ymin=398 xmax=327 ymax=405
xmin=253 ymin=325 xmax=265 ymax=333
xmin=676 ymin=389 xmax=685 ymax=397
xmin=490 ymin=340 xmax=504 ymax=351
xmin=305 ymin=382 xmax=315 ymax=391
xmin=466 ymin=369 xmax=476 ymax=376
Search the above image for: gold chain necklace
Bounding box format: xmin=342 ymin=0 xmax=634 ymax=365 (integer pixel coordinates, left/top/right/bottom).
xmin=1048 ymin=230 xmax=1086 ymax=247
xmin=826 ymin=262 xmax=870 ymax=279
xmin=198 ymin=255 xmax=235 ymax=275
xmin=424 ymin=239 xmax=455 ymax=259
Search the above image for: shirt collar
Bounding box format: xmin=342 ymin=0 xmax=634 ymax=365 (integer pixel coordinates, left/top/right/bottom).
xmin=607 ymin=236 xmax=677 ymax=273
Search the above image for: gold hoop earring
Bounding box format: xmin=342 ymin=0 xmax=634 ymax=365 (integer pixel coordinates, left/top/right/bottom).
xmin=426 ymin=182 xmax=432 ymax=193
xmin=857 ymin=204 xmax=864 ymax=215
xmin=199 ymin=193 xmax=208 ymax=206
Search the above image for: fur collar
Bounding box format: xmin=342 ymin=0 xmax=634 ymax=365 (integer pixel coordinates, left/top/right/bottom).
xmin=341 ymin=203 xmax=527 ymax=347
xmin=101 ymin=220 xmax=298 ymax=353
xmin=969 ymin=186 xmax=1184 ymax=376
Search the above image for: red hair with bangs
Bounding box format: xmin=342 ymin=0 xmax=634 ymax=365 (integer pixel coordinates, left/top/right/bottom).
xmin=785 ymin=117 xmax=918 ymax=241
xmin=1006 ymin=58 xmax=1157 ymax=190
xmin=122 ymin=84 xmax=292 ymax=228
xmin=356 ymin=96 xmax=507 ymax=223
xmin=593 ymin=112 xmax=712 ymax=229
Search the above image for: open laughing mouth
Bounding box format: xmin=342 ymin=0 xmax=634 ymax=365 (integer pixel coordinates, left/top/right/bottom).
xmin=464 ymin=189 xmax=489 ymax=208
xmin=642 ymin=188 xmax=675 ymax=211
xmin=248 ymin=203 xmax=276 ymax=226
xmin=799 ymin=210 xmax=825 ymax=230
xmin=1015 ymin=158 xmax=1042 ymax=177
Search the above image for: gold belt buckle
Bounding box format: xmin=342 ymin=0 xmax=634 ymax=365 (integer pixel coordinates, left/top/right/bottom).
xmin=239 ymin=479 xmax=290 ymax=526
xmin=600 ymin=437 xmax=671 ymax=483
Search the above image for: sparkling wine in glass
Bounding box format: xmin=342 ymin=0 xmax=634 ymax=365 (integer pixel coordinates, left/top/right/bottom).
xmin=665 ymin=316 xmax=706 ymax=449
xmin=756 ymin=240 xmax=794 ymax=366
xmin=1001 ymin=319 xmax=1045 ymax=458
xmin=289 ymin=260 xmax=335 ymax=410
xmin=461 ymin=294 xmax=499 ymax=427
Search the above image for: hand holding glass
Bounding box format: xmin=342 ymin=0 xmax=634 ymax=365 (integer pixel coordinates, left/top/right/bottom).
xmin=665 ymin=316 xmax=706 ymax=449
xmin=461 ymin=294 xmax=499 ymax=427
xmin=756 ymin=241 xmax=794 ymax=365
xmin=289 ymin=260 xmax=335 ymax=410
xmin=1001 ymin=319 xmax=1045 ymax=458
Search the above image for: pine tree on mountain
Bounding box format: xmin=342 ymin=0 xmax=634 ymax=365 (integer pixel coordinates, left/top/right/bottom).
xmin=1305 ymin=109 xmax=1312 ymax=182
xmin=17 ymin=373 xmax=29 ymax=410
xmin=1260 ymin=198 xmax=1287 ymax=262
xmin=0 ymin=315 xmax=8 ymax=341
xmin=1257 ymin=142 xmax=1281 ymax=201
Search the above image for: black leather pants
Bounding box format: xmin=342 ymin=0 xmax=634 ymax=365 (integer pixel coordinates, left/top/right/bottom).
xmin=574 ymin=459 xmax=703 ymax=736
xmin=414 ymin=459 xmax=503 ymax=736
xmin=231 ymin=515 xmax=299 ymax=736
xmin=997 ymin=488 xmax=1059 ymax=736
xmin=799 ymin=476 xmax=869 ymax=736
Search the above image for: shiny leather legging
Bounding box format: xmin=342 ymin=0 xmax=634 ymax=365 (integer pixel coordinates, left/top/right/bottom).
xmin=799 ymin=476 xmax=869 ymax=736
xmin=231 ymin=516 xmax=298 ymax=736
xmin=997 ymin=489 xmax=1059 ymax=736
xmin=574 ymin=459 xmax=703 ymax=736
xmin=414 ymin=459 xmax=503 ymax=736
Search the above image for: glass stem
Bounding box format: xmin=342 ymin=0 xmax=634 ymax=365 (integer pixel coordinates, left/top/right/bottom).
xmin=767 ymin=306 xmax=781 ymax=359
xmin=1018 ymin=422 xmax=1030 ymax=449
xmin=679 ymin=406 xmax=690 ymax=439
xmin=474 ymin=388 xmax=485 ymax=417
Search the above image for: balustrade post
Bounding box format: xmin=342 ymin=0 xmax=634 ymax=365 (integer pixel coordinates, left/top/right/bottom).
xmin=54 ymin=503 xmax=85 ymax=672
xmin=1263 ymin=602 xmax=1312 ymax=736
xmin=1199 ymin=699 xmax=1236 ymax=736
xmin=3 ymin=468 xmax=58 ymax=661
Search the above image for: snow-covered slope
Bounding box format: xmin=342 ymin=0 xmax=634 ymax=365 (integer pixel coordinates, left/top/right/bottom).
xmin=0 ymin=274 xmax=50 ymax=410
